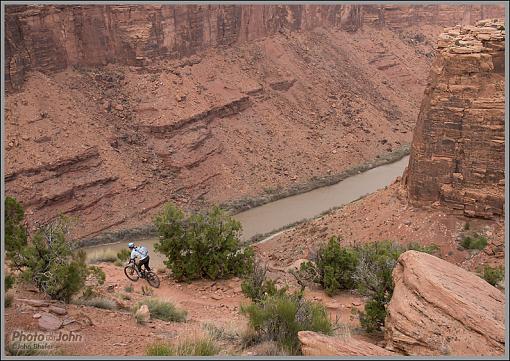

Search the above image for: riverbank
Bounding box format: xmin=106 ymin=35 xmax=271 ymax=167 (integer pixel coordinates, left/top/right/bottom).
xmin=77 ymin=145 xmax=409 ymax=248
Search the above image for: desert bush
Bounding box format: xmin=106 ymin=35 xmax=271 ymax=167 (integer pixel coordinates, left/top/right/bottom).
xmin=87 ymin=250 xmax=117 ymax=264
xmin=203 ymin=322 xmax=239 ymax=342
xmin=299 ymin=239 xmax=438 ymax=333
xmin=480 ymin=265 xmax=504 ymax=287
xmin=5 ymin=293 xmax=14 ymax=308
xmin=78 ymin=297 xmax=117 ymax=310
xmin=87 ymin=265 xmax=106 ymax=285
xmin=145 ymin=337 xmax=219 ymax=356
xmin=146 ymin=342 xmax=173 ymax=356
xmin=15 ymin=216 xmax=89 ymax=303
xmin=461 ymin=233 xmax=488 ymax=250
xmin=241 ymin=260 xmax=285 ymax=303
xmin=359 ymin=298 xmax=387 ymax=333
xmin=299 ymin=237 xmax=358 ymax=296
xmin=133 ymin=298 xmax=187 ymax=322
xmin=241 ymin=290 xmax=332 ymax=355
xmin=124 ymin=283 xmax=134 ymax=293
xmin=5 ymin=273 xmax=16 ymax=291
xmin=154 ymin=203 xmax=254 ymax=281
xmin=5 ymin=196 xmax=28 ymax=268
xmin=116 ymin=248 xmax=131 ymax=262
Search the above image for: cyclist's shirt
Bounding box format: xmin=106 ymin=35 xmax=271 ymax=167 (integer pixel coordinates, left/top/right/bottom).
xmin=130 ymin=246 xmax=149 ymax=261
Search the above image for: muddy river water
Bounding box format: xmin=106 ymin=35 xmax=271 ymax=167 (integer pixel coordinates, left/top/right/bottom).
xmin=84 ymin=156 xmax=409 ymax=268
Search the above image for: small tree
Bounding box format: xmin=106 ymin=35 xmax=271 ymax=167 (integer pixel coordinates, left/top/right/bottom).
xmin=154 ymin=203 xmax=254 ymax=281
xmin=17 ymin=216 xmax=89 ymax=302
xmin=5 ymin=196 xmax=28 ymax=269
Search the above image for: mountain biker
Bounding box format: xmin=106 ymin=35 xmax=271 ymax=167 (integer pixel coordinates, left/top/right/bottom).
xmin=128 ymin=242 xmax=151 ymax=276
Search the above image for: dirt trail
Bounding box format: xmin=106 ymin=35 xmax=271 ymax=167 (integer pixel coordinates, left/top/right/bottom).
xmin=5 ymin=261 xmax=371 ymax=356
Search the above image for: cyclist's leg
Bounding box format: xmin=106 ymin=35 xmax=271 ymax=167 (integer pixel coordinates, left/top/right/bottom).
xmin=136 ymin=260 xmax=143 ymax=274
xmin=143 ymin=256 xmax=151 ymax=272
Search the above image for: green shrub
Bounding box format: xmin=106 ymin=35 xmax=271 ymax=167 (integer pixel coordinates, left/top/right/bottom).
xmin=87 ymin=265 xmax=106 ymax=285
xmin=154 ymin=203 xmax=254 ymax=281
xmin=298 ymin=239 xmax=438 ymax=333
xmin=145 ymin=337 xmax=219 ymax=356
xmin=241 ymin=290 xmax=332 ymax=355
xmin=134 ymin=298 xmax=187 ymax=322
xmin=5 ymin=293 xmax=14 ymax=308
xmin=15 ymin=217 xmax=89 ymax=303
xmin=5 ymin=196 xmax=28 ymax=269
xmin=480 ymin=265 xmax=504 ymax=287
xmin=78 ymin=297 xmax=117 ymax=310
xmin=359 ymin=298 xmax=387 ymax=333
xmin=116 ymin=249 xmax=131 ymax=262
xmin=5 ymin=273 xmax=16 ymax=291
xmin=299 ymin=237 xmax=358 ymax=296
xmin=241 ymin=260 xmax=285 ymax=303
xmin=461 ymin=233 xmax=488 ymax=250
xmin=124 ymin=283 xmax=134 ymax=293
xmin=87 ymin=250 xmax=118 ymax=264
xmin=146 ymin=342 xmax=173 ymax=356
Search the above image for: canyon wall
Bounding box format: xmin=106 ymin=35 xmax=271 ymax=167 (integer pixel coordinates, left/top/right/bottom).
xmin=5 ymin=4 xmax=505 ymax=91
xmin=405 ymin=19 xmax=505 ymax=219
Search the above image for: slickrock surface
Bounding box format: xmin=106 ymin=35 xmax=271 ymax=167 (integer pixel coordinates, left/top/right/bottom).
xmin=385 ymin=251 xmax=505 ymax=356
xmin=405 ymin=19 xmax=505 ymax=219
xmin=5 ymin=4 xmax=504 ymax=91
xmin=298 ymin=331 xmax=394 ymax=356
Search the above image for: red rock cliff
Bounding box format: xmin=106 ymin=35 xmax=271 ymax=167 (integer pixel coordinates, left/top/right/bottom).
xmin=405 ymin=19 xmax=505 ymax=219
xmin=5 ymin=4 xmax=505 ymax=91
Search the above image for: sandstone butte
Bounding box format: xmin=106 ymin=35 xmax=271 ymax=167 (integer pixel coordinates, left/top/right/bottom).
xmin=403 ymin=18 xmax=505 ymax=220
xmin=385 ymin=251 xmax=505 ymax=356
xmin=298 ymin=331 xmax=394 ymax=356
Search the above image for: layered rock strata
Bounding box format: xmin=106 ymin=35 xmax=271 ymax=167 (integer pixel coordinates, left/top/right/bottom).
xmin=5 ymin=4 xmax=504 ymax=91
xmin=405 ymin=19 xmax=505 ymax=219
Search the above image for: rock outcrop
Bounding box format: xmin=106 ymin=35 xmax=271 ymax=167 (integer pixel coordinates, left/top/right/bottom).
xmin=404 ymin=19 xmax=505 ymax=219
xmin=298 ymin=331 xmax=394 ymax=356
xmin=5 ymin=4 xmax=504 ymax=91
xmin=385 ymin=251 xmax=505 ymax=356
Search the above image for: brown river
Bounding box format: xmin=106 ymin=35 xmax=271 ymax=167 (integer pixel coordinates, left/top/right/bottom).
xmin=84 ymin=156 xmax=409 ymax=268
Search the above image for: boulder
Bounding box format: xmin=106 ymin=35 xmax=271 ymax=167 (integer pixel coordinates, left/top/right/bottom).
xmin=135 ymin=304 xmax=150 ymax=323
xmin=385 ymin=251 xmax=505 ymax=356
xmin=298 ymin=331 xmax=394 ymax=356
xmin=38 ymin=312 xmax=62 ymax=331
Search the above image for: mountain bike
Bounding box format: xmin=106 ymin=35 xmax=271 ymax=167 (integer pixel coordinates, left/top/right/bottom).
xmin=124 ymin=260 xmax=160 ymax=288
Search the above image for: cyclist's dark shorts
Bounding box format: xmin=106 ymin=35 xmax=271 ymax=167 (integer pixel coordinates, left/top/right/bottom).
xmin=139 ymin=256 xmax=151 ymax=271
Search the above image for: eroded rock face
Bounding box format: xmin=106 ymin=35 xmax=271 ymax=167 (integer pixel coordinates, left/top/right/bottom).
xmin=5 ymin=4 xmax=504 ymax=91
xmin=385 ymin=251 xmax=505 ymax=356
xmin=298 ymin=331 xmax=394 ymax=356
xmin=405 ymin=19 xmax=505 ymax=219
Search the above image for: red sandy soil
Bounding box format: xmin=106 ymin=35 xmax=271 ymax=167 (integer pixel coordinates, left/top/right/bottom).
xmin=5 ymin=262 xmax=373 ymax=356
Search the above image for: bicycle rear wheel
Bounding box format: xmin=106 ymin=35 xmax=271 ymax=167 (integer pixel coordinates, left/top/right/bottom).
xmin=146 ymin=272 xmax=160 ymax=288
xmin=124 ymin=265 xmax=139 ymax=281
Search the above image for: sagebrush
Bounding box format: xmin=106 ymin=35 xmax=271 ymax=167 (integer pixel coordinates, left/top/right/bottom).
xmin=154 ymin=203 xmax=254 ymax=281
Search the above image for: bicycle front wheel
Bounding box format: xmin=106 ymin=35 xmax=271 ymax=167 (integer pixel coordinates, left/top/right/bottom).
xmin=124 ymin=265 xmax=140 ymax=282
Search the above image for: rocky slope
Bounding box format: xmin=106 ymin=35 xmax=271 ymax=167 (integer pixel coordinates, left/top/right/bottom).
xmin=385 ymin=251 xmax=505 ymax=356
xmin=404 ymin=19 xmax=505 ymax=219
xmin=5 ymin=4 xmax=504 ymax=91
xmin=5 ymin=22 xmax=434 ymax=240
